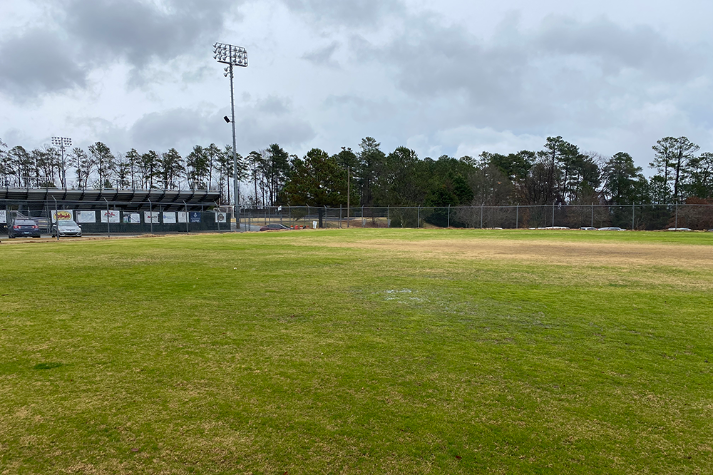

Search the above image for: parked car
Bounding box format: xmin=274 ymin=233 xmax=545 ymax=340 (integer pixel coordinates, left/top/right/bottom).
xmin=8 ymin=219 xmax=41 ymax=238
xmin=597 ymin=226 xmax=625 ymax=231
xmin=52 ymin=220 xmax=82 ymax=237
xmin=259 ymin=223 xmax=290 ymax=231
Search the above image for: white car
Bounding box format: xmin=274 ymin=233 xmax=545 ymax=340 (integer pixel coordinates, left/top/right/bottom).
xmin=52 ymin=220 xmax=83 ymax=237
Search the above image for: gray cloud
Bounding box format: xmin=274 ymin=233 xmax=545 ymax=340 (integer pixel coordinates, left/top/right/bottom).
xmin=281 ymin=0 xmax=404 ymax=28
xmin=351 ymin=13 xmax=711 ymax=136
xmin=128 ymin=98 xmax=315 ymax=154
xmin=63 ymin=0 xmax=238 ymax=66
xmin=302 ymin=42 xmax=341 ymax=68
xmin=533 ymin=15 xmax=703 ymax=81
xmin=0 ymin=29 xmax=86 ymax=99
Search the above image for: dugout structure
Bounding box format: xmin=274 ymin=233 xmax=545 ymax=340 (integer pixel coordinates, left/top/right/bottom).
xmin=0 ymin=187 xmax=229 ymax=234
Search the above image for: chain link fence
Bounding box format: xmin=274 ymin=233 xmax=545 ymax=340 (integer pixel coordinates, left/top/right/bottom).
xmin=3 ymin=200 xmax=713 ymax=236
xmin=240 ymin=203 xmax=713 ymax=231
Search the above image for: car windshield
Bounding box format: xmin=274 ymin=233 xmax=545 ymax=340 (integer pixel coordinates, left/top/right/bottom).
xmin=58 ymin=220 xmax=78 ymax=226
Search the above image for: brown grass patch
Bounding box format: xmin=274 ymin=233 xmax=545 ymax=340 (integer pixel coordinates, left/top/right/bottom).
xmin=306 ymin=238 xmax=713 ymax=269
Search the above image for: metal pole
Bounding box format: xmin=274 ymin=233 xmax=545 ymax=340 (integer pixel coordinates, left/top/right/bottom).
xmin=631 ymin=203 xmax=635 ymax=231
xmin=516 ymin=204 xmax=519 ymax=229
xmin=591 ymin=202 xmax=594 ymax=228
xmin=339 ymin=204 xmax=342 ymax=228
xmin=418 ymin=206 xmax=420 ymax=228
xmin=103 ymin=197 xmax=110 ymax=237
xmin=552 ymin=202 xmax=555 ymax=227
xmin=149 ymin=198 xmax=153 ymax=234
xmin=480 ymin=203 xmax=484 ymax=229
xmin=387 ymin=205 xmax=390 ymax=228
xmin=183 ymin=200 xmax=189 ymax=233
xmin=52 ymin=197 xmax=59 ymax=241
xmin=228 ymin=53 xmax=240 ymax=232
xmin=447 ymin=204 xmax=450 ymax=228
xmin=675 ymin=201 xmax=678 ymax=229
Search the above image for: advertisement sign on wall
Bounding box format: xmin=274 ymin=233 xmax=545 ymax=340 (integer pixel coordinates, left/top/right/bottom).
xmin=101 ymin=210 xmax=121 ymax=223
xmin=177 ymin=212 xmax=188 ymax=223
xmin=51 ymin=210 xmax=74 ymax=222
xmin=0 ymin=210 xmax=6 ymax=224
xmin=215 ymin=212 xmax=227 ymax=223
xmin=76 ymin=211 xmax=97 ymax=223
xmin=162 ymin=212 xmax=176 ymax=224
xmin=144 ymin=211 xmax=160 ymax=223
xmin=189 ymin=212 xmax=201 ymax=223
xmin=123 ymin=213 xmax=141 ymax=224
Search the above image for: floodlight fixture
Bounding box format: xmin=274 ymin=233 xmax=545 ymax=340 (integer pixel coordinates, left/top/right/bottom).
xmin=51 ymin=136 xmax=72 ymax=188
xmin=213 ymin=41 xmax=248 ymax=230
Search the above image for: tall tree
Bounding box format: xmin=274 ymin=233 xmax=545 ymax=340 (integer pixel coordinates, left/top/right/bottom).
xmin=124 ymin=148 xmax=140 ymax=188
xmin=651 ymin=136 xmax=699 ymax=202
xmin=357 ymin=137 xmax=386 ymax=206
xmin=88 ymin=142 xmax=115 ymax=189
xmin=601 ymin=152 xmax=644 ymax=204
xmin=0 ymin=138 xmax=9 ymax=186
xmin=70 ymin=147 xmax=92 ymax=190
xmin=263 ymin=143 xmax=291 ymax=206
xmin=281 ymin=148 xmax=348 ymax=206
xmin=158 ymin=148 xmax=185 ymax=189
xmin=138 ymin=150 xmax=159 ymax=189
xmin=9 ymin=146 xmax=33 ymax=187
xmin=685 ymin=152 xmax=713 ymax=199
xmin=186 ymin=145 xmax=208 ymax=189
xmin=114 ymin=153 xmax=132 ymax=189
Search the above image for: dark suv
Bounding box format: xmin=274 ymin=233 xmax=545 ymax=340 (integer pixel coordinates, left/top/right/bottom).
xmin=8 ymin=219 xmax=41 ymax=238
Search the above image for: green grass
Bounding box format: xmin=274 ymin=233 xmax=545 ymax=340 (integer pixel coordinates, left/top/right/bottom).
xmin=1 ymin=229 xmax=712 ymax=474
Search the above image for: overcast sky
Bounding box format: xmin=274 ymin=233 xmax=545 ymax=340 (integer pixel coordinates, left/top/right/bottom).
xmin=2 ymin=0 xmax=712 ymax=172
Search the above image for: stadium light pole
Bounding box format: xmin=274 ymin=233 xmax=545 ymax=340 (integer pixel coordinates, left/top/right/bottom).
xmin=51 ymin=137 xmax=72 ymax=188
xmin=213 ymin=42 xmax=248 ymax=230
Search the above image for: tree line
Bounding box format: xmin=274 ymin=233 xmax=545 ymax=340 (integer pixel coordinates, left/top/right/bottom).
xmin=1 ymin=135 xmax=712 ymax=207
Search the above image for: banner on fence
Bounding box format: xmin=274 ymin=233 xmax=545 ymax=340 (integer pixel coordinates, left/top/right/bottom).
xmin=101 ymin=210 xmax=120 ymax=223
xmin=51 ymin=210 xmax=73 ymax=222
xmin=190 ymin=212 xmax=201 ymax=223
xmin=144 ymin=211 xmax=160 ymax=223
xmin=162 ymin=212 xmax=176 ymax=224
xmin=77 ymin=211 xmax=96 ymax=223
xmin=177 ymin=212 xmax=187 ymax=223
xmin=215 ymin=212 xmax=227 ymax=223
xmin=123 ymin=213 xmax=141 ymax=224
xmin=0 ymin=210 xmax=7 ymax=224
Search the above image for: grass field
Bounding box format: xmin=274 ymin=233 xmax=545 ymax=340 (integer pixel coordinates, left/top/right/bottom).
xmin=1 ymin=229 xmax=712 ymax=474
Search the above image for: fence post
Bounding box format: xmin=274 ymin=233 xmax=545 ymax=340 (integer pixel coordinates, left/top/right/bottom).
xmin=675 ymin=201 xmax=678 ymax=229
xmin=631 ymin=203 xmax=635 ymax=230
xmin=183 ymin=200 xmax=189 ymax=233
xmin=418 ymin=206 xmax=420 ymax=228
xmin=552 ymin=202 xmax=555 ymax=227
xmin=149 ymin=198 xmax=153 ymax=234
xmin=103 ymin=197 xmax=110 ymax=237
xmin=362 ymin=206 xmax=364 ymax=227
xmin=480 ymin=203 xmax=483 ymax=229
xmin=591 ymin=202 xmax=594 ymax=228
xmin=447 ymin=204 xmax=450 ymax=228
xmin=339 ymin=204 xmax=342 ymax=229
xmin=52 ymin=197 xmax=59 ymax=241
xmin=516 ymin=204 xmax=519 ymax=229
